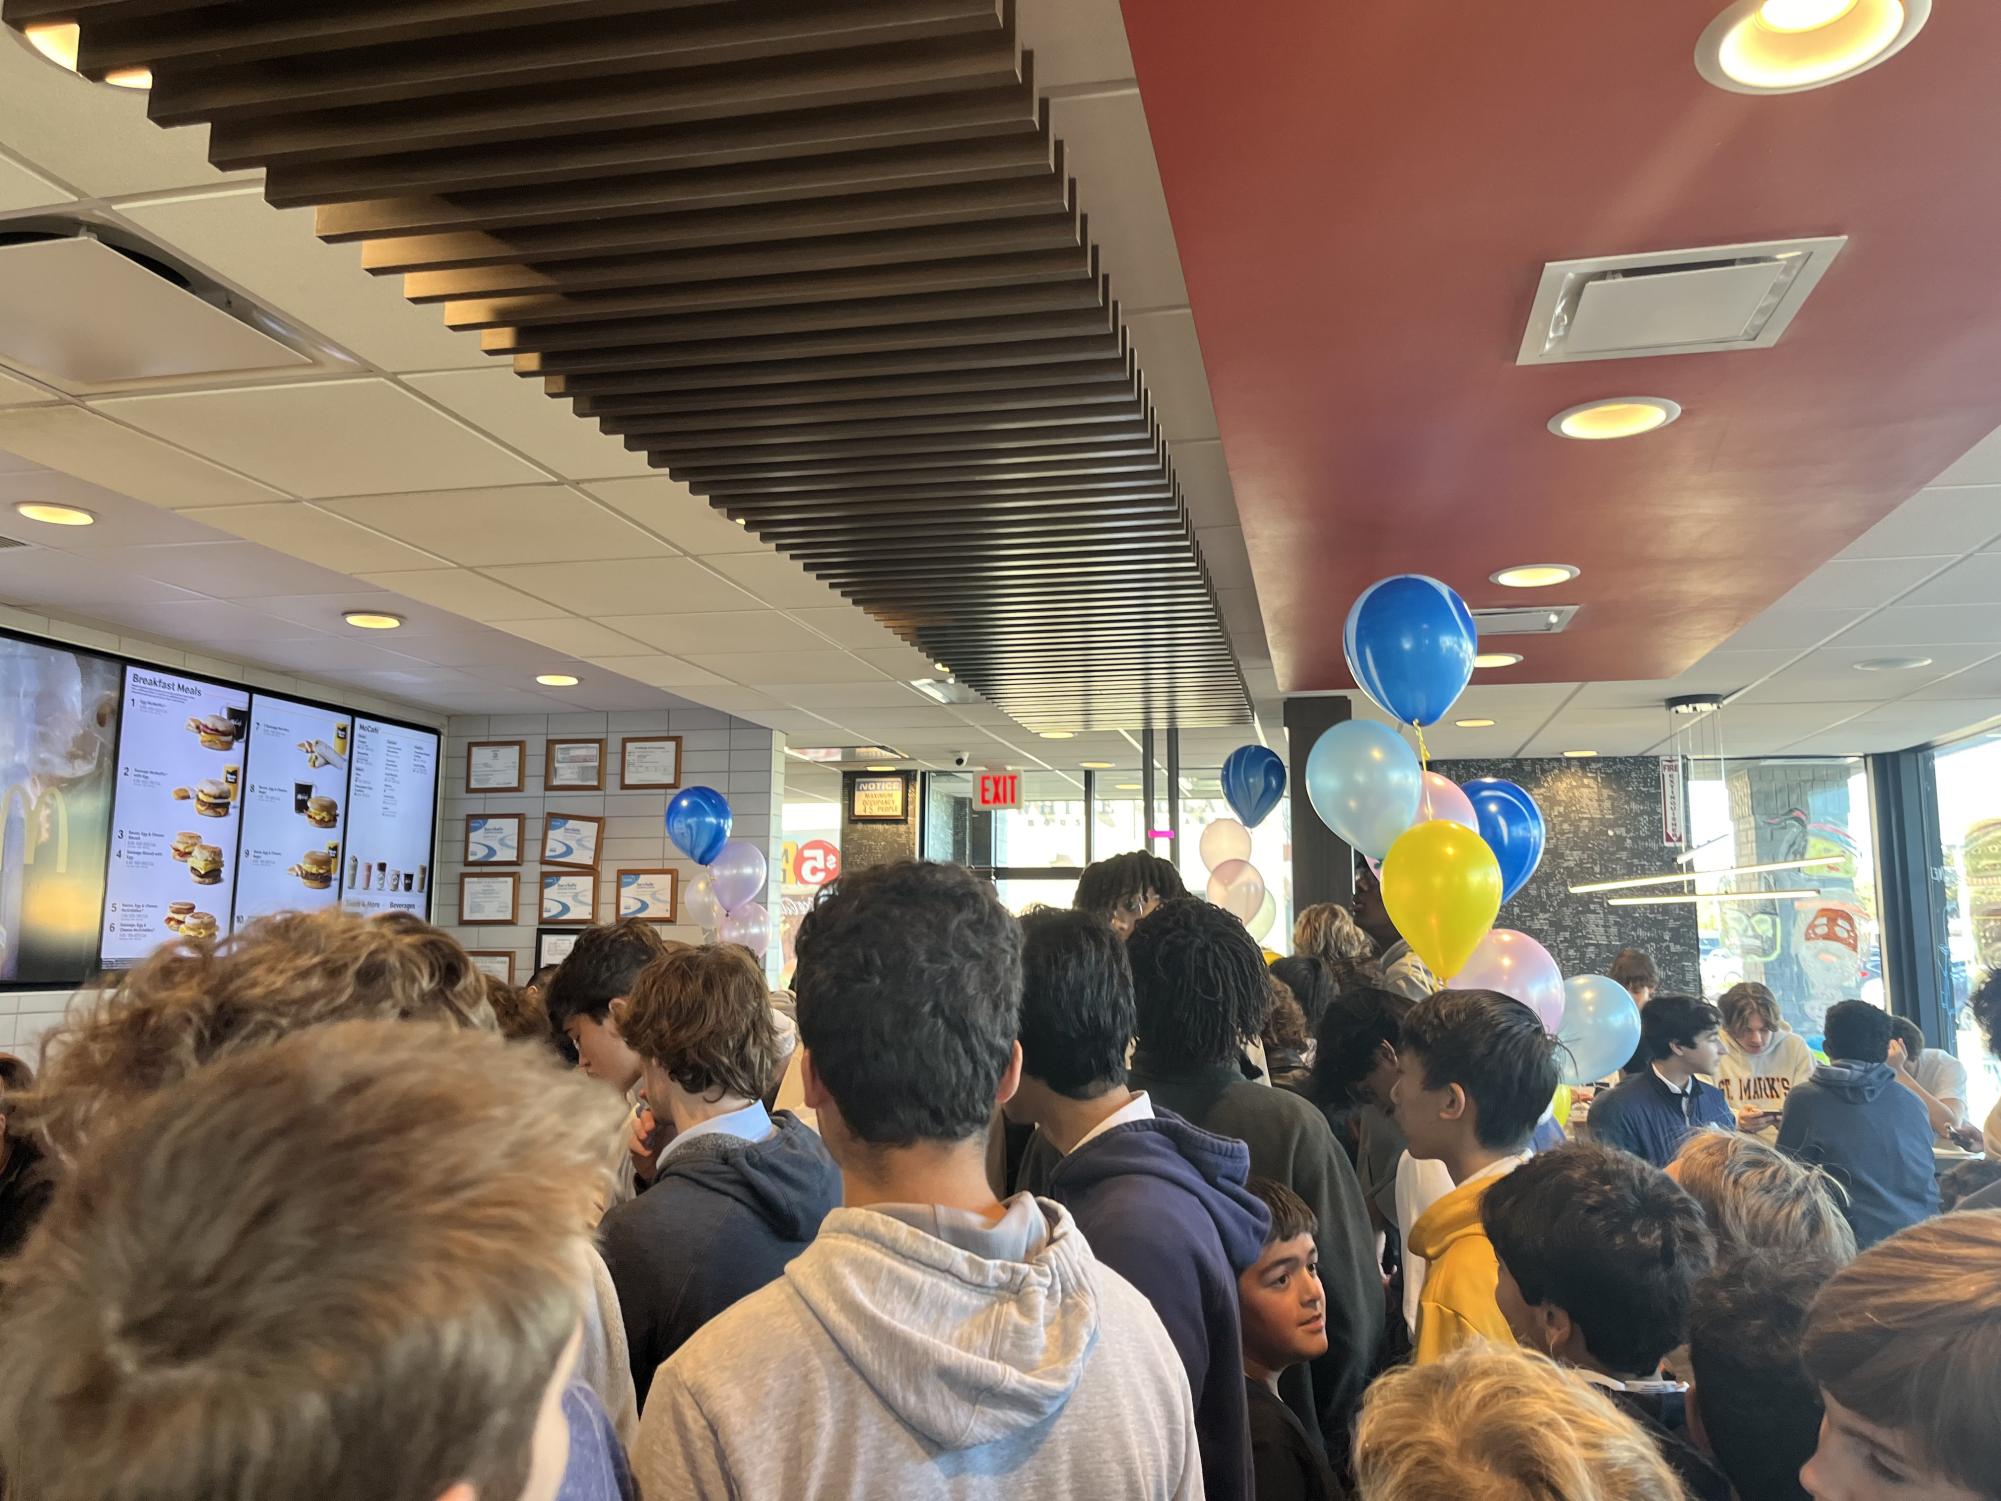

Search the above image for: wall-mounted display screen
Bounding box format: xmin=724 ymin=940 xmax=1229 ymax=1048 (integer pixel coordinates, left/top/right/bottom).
xmin=341 ymin=715 xmax=439 ymax=917
xmin=232 ymin=693 xmax=350 ymax=927
xmin=0 ymin=636 xmax=121 ymax=985
xmin=100 ymin=666 xmax=250 ymax=968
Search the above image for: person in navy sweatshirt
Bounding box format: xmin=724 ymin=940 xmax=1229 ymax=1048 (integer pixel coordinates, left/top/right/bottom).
xmin=1008 ymin=906 xmax=1271 ymax=1501
xmin=1777 ymin=1000 xmax=1936 ymax=1249
xmin=1587 ymin=992 xmax=1736 ymax=1168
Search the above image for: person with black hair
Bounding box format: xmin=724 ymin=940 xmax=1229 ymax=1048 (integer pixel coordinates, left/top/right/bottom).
xmin=1609 ymin=947 xmax=1660 ymax=1008
xmin=1483 ymin=1143 xmax=1728 ymax=1501
xmin=1269 ymin=956 xmax=1340 ymax=1041
xmin=1238 ymin=1179 xmax=1343 ymax=1501
xmin=1587 ymin=993 xmax=1735 ymax=1167
xmin=1127 ymin=897 xmax=1381 ymax=1458
xmin=1686 ymin=1250 xmax=1836 ymax=1501
xmin=1006 ymin=908 xmax=1269 ymax=1501
xmin=1074 ymin=849 xmax=1188 ymax=940
xmin=1351 ymin=862 xmax=1440 ymax=1001
xmin=1777 ymin=1000 xmax=1936 ymax=1248
xmin=634 ymin=861 xmax=1201 ymax=1501
xmin=1976 ymin=969 xmax=2001 ymax=1161
xmin=1394 ymin=989 xmax=1559 ymax=1363
xmin=0 ymin=1051 xmax=50 ymax=1260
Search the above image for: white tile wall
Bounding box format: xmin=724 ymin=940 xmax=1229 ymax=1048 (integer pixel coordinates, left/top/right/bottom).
xmin=0 ymin=989 xmax=83 ymax=1057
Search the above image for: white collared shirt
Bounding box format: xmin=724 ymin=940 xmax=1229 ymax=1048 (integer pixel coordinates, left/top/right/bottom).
xmin=656 ymin=1099 xmax=774 ymax=1170
xmin=1070 ymin=1091 xmax=1155 ymax=1154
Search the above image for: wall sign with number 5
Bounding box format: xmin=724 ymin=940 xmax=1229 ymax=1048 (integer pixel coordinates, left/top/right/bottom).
xmin=783 ymin=838 xmax=842 ymax=888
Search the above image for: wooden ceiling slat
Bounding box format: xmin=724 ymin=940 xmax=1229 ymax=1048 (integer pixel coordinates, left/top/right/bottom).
xmin=605 ymin=389 xmax=1143 ymax=439
xmin=574 ymin=359 xmax=1130 ymax=419
xmin=676 ymin=436 xmax=1159 ymax=484
xmin=687 ymin=448 xmax=1164 ymax=495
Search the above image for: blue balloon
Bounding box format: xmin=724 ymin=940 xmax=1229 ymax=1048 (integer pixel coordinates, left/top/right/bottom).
xmin=1221 ymin=744 xmax=1286 ymax=829
xmin=665 ymin=786 xmax=732 ymax=866
xmin=1464 ymin=777 xmax=1545 ymax=903
xmin=1303 ymin=720 xmax=1423 ymax=859
xmin=1343 ymin=574 xmax=1478 ymax=727
xmin=1556 ymin=975 xmax=1643 ymax=1086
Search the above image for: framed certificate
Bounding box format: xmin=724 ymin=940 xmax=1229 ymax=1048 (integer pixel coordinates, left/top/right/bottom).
xmin=466 ymin=950 xmax=516 ymax=984
xmin=458 ymin=872 xmax=519 ymax=926
xmin=466 ymin=739 xmax=525 ymax=794
xmin=464 ymin=812 xmax=523 ymax=866
xmin=546 ymin=738 xmax=604 ymax=791
xmin=616 ymin=867 xmax=680 ymax=923
xmin=848 ymin=772 xmax=910 ymax=823
xmin=542 ymin=812 xmax=603 ymax=869
xmin=535 ymin=927 xmax=580 ymax=971
xmin=541 ymin=870 xmax=597 ymax=924
xmin=619 ymin=735 xmax=684 ymax=790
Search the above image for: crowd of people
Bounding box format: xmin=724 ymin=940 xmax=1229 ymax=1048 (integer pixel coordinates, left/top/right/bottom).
xmin=0 ymin=851 xmax=1996 ymax=1500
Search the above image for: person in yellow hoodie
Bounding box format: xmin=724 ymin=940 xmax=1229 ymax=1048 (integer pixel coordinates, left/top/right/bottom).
xmin=1393 ymin=989 xmax=1561 ymax=1363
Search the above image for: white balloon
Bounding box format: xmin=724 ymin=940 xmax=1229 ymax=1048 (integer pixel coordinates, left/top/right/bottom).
xmin=1248 ymin=891 xmax=1278 ymax=942
xmin=1199 ymin=817 xmax=1253 ymax=872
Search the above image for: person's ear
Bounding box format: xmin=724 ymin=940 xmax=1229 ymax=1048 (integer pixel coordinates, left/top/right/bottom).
xmin=799 ymin=1046 xmax=829 ymax=1111
xmin=1374 ymin=1040 xmax=1398 ymax=1071
xmin=607 ymin=996 xmax=630 ymax=1034
xmin=1440 ymin=1082 xmax=1470 ymax=1123
xmin=1543 ymin=1304 xmax=1583 ymax=1362
xmin=995 ymin=1040 xmax=1023 ymax=1107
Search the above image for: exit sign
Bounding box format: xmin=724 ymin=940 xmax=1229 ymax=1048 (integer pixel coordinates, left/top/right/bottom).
xmin=976 ymin=770 xmax=1021 ymax=810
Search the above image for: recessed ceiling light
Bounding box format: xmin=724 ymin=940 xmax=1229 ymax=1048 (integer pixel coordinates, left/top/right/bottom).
xmin=1563 ymin=749 xmax=1600 ymax=758
xmin=1455 ymin=718 xmax=1497 ymax=728
xmin=23 ymin=23 xmax=79 ymax=70
xmin=866 ymin=764 xmax=897 ymax=772
xmin=1474 ymin=652 xmax=1523 ymax=669
xmin=1697 ymin=0 xmax=1927 ymax=94
xmin=1852 ymin=656 xmax=1933 ymax=672
xmin=1039 ymin=730 xmax=1074 ymax=740
xmin=342 ymin=611 xmax=403 ymax=631
xmin=536 ymin=673 xmax=580 ymax=687
xmin=13 ymin=501 xmax=95 ymax=527
xmin=1080 ymin=760 xmax=1115 ymax=770
xmin=103 ymin=65 xmax=152 ymax=89
xmin=1491 ymin=563 xmax=1579 ymax=589
xmin=1115 ymin=783 xmax=1142 ymax=791
xmin=933 ymin=662 xmax=952 ymax=675
xmin=1549 ymin=397 xmax=1682 ymax=440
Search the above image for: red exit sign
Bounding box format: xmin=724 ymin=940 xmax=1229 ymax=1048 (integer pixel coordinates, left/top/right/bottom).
xmin=976 ymin=771 xmax=1021 ymax=810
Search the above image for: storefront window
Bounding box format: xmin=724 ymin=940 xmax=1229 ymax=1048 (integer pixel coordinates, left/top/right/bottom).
xmin=922 ymin=770 xmax=1088 ymax=914
xmin=1929 ymin=735 xmax=2001 ymax=1123
xmin=1684 ymin=758 xmax=1884 ymax=1047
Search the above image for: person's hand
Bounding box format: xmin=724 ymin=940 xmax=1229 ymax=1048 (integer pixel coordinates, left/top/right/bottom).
xmin=1946 ymin=1122 xmax=1982 ymax=1151
xmin=1737 ymin=1108 xmax=1779 ymax=1131
xmin=629 ymin=1105 xmax=662 ymax=1183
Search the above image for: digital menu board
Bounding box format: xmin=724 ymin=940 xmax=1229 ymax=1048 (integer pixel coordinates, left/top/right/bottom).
xmin=232 ymin=693 xmax=350 ymax=926
xmin=100 ymin=666 xmax=250 ymax=967
xmin=341 ymin=714 xmax=439 ymax=917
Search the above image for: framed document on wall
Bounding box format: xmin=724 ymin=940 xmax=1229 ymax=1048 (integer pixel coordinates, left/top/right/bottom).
xmin=541 ymin=870 xmax=596 ymax=924
xmin=466 ymin=740 xmax=525 ymax=793
xmin=466 ymin=950 xmax=515 ymax=984
xmin=616 ymin=867 xmax=679 ymax=923
xmin=458 ymin=872 xmax=518 ymax=926
xmin=546 ymin=738 xmax=604 ymax=791
xmin=535 ymin=927 xmax=580 ymax=971
xmin=620 ymin=735 xmax=683 ymax=790
xmin=542 ymin=812 xmax=603 ymax=869
xmin=464 ymin=813 xmax=523 ymax=865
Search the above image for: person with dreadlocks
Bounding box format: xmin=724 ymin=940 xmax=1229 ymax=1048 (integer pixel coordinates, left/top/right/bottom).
xmin=1074 ymin=850 xmax=1188 ymax=941
xmin=1126 ymin=897 xmax=1381 ymax=1465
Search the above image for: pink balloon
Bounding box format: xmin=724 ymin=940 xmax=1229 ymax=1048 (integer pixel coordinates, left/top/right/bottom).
xmin=720 ymin=900 xmax=770 ymax=951
xmin=1205 ymin=858 xmax=1266 ymax=922
xmin=1199 ymin=817 xmax=1253 ymax=872
xmin=1452 ymin=928 xmax=1564 ymax=1031
xmin=1419 ymin=771 xmax=1478 ymax=833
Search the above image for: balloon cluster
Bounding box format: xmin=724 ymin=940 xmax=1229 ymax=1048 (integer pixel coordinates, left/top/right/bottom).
xmin=666 ymin=787 xmax=770 ymax=948
xmin=1196 ymin=745 xmax=1285 ymax=941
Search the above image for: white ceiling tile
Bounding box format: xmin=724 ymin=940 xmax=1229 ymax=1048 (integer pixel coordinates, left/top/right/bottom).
xmin=1839 ymin=484 xmax=2001 ymax=560
xmin=0 ymin=467 xmax=222 ymax=547
xmin=1929 ymin=424 xmax=2001 ymax=486
xmin=1047 ymin=91 xmax=1186 ymax=309
xmin=323 ymin=483 xmax=672 ymax=566
xmin=0 ymin=150 xmax=70 ymax=213
xmin=1570 ymin=650 xmax=1800 ymax=708
xmin=489 ymin=617 xmax=652 ymax=658
xmin=701 ymin=550 xmax=850 ymax=609
xmin=354 ymin=567 xmax=566 ymax=620
xmin=1839 ymin=604 xmax=2001 ymax=648
xmin=343 ymin=666 xmax=483 ymax=692
xmin=1713 ymin=607 xmax=1865 ymax=654
xmin=429 ymin=687 xmax=574 ymax=713
xmin=92 ymin=378 xmax=547 ymax=498
xmin=1896 ymin=554 xmax=2001 ymax=609
xmin=0 ymin=369 xmax=58 ymax=407
xmin=244 ymin=637 xmax=432 ymax=672
xmin=482 ymin=556 xmax=757 ymax=614
xmin=87 ymin=596 xmax=321 ymax=642
xmin=584 ymin=653 xmax=732 ymax=689
xmin=1831 ymin=699 xmax=2001 ymax=738
xmin=758 ymin=709 xmax=847 ymax=736
xmin=1773 ymin=556 xmax=1953 ymax=610
xmin=96 ymin=539 xmax=364 ymax=599
xmin=115 ymin=189 xmax=490 ymax=373
xmin=0 ymin=404 xmax=284 ymax=506
xmin=685 ymin=651 xmax=886 ymax=686
xmin=0 ymin=546 xmax=202 ymax=610
xmin=783 ymin=605 xmax=909 ymax=650
xmin=1744 ymin=645 xmax=1996 ymax=704
xmin=382 ymin=631 xmax=555 ymax=669
xmin=177 ymin=502 xmax=443 ymax=572
xmin=580 ymin=475 xmax=768 ymax=555
xmin=767 ymin=681 xmax=937 ymax=709
xmin=1126 ymin=308 xmax=1219 ymax=441
xmin=853 ymin=645 xmax=942 ymax=679
xmin=402 ymin=368 xmax=655 ymax=478
xmin=1904 ymin=656 xmax=2001 ymax=701
xmin=594 ymin=610 xmax=833 ymax=655
xmin=833 ymin=706 xmax=973 ymax=730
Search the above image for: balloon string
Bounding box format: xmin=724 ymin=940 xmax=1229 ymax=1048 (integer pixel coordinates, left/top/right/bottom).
xmin=1414 ymin=722 xmax=1430 ymax=772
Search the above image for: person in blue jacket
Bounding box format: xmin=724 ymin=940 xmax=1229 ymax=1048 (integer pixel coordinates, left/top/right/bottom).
xmin=1008 ymin=907 xmax=1271 ymax=1501
xmin=1777 ymin=1000 xmax=1936 ymax=1249
xmin=1588 ymin=993 xmax=1735 ymax=1167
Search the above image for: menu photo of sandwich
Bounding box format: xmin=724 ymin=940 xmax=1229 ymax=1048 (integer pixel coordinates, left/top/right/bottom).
xmin=185 ymin=711 xmax=244 ymax=751
xmin=169 ymin=830 xmax=199 ymax=862
xmin=187 ymin=842 xmax=225 ymax=886
xmin=291 ymin=848 xmax=336 ymax=890
xmin=177 ymin=910 xmax=218 ymax=942
xmin=306 ymin=793 xmax=339 ymax=829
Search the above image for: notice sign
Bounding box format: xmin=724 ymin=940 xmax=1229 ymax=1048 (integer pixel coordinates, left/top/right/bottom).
xmin=847 ymin=774 xmax=908 ymax=822
xmin=976 ymin=770 xmax=1021 ymax=811
xmin=1660 ymin=756 xmax=1687 ymax=848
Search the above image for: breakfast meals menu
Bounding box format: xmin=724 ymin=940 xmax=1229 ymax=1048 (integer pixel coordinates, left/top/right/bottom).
xmin=100 ymin=666 xmax=250 ymax=967
xmin=341 ymin=715 xmax=439 ymax=918
xmin=232 ymin=692 xmax=350 ymax=927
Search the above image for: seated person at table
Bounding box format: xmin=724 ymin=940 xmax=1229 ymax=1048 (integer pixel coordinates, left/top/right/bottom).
xmin=1777 ymin=1000 xmax=1935 ymax=1250
xmin=1714 ymin=981 xmax=1816 ymax=1139
xmin=1484 ymin=1143 xmax=1727 ymax=1501
xmin=1238 ymin=1178 xmax=1342 ymax=1501
xmin=1588 ymin=993 xmax=1735 ymax=1167
xmin=1888 ymin=1015 xmax=1975 ymax=1141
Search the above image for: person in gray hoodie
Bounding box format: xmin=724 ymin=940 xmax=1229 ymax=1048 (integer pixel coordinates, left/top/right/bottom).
xmin=1777 ymin=1000 xmax=1936 ymax=1249
xmin=634 ymin=861 xmax=1202 ymax=1501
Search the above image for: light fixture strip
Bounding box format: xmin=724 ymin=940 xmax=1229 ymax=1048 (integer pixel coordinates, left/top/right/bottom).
xmin=1570 ymin=854 xmax=1842 ymax=895
xmin=1606 ymin=887 xmax=1824 ymax=907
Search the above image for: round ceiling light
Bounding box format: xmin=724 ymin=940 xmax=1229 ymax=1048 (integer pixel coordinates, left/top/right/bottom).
xmin=14 ymin=501 xmax=96 ymax=527
xmin=342 ymin=611 xmax=404 ymax=631
xmin=1697 ymin=0 xmax=1927 ymax=94
xmin=1039 ymin=730 xmax=1074 ymax=740
xmin=103 ymin=66 xmax=152 ymax=89
xmin=20 ymin=23 xmax=152 ymax=89
xmin=1563 ymin=749 xmax=1600 ymax=758
xmin=1549 ymin=398 xmax=1681 ymax=441
xmin=1491 ymin=563 xmax=1580 ymax=589
xmin=1080 ymin=760 xmax=1115 ymax=770
xmin=1474 ymin=652 xmax=1523 ymax=669
xmin=536 ymin=673 xmax=581 ymax=687
xmin=1455 ymin=718 xmax=1497 ymax=728
xmin=1852 ymin=655 xmax=1933 ymax=671
xmin=866 ymin=764 xmax=897 ymax=772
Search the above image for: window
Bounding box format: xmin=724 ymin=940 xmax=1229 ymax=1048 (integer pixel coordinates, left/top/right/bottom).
xmin=923 ymin=769 xmax=1087 ymax=914
xmin=1929 ymin=735 xmax=2001 ymax=1124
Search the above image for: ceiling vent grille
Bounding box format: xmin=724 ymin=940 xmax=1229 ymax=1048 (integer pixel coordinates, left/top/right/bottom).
xmin=0 ymin=534 xmax=30 ymax=551
xmin=1473 ymin=603 xmax=1578 ymax=636
xmin=1517 ymin=237 xmax=1846 ymax=365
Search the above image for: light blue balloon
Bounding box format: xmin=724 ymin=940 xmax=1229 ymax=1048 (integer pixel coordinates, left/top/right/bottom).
xmin=1303 ymin=720 xmax=1423 ymax=859
xmin=1556 ymin=974 xmax=1643 ymax=1085
xmin=1343 ymin=574 xmax=1478 ymax=727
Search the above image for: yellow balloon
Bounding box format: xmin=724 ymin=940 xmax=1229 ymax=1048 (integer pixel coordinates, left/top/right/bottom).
xmin=1551 ymin=1084 xmax=1573 ymax=1125
xmin=1380 ymin=818 xmax=1503 ymax=981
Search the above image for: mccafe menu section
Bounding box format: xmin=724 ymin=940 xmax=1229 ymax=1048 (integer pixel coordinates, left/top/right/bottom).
xmin=340 ymin=716 xmax=438 ymax=918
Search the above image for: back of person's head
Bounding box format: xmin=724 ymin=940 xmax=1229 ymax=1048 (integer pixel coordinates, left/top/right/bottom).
xmin=1016 ymin=907 xmax=1133 ymax=1098
xmin=1717 ymin=979 xmax=1780 ymax=1036
xmin=483 ymin=974 xmax=547 ymax=1043
xmin=525 ymin=962 xmax=561 ymax=996
xmin=1269 ymin=954 xmax=1339 ymax=1034
xmin=1261 ymin=974 xmax=1311 ymax=1064
xmin=1483 ymin=1142 xmax=1715 ymax=1375
xmin=1308 ymin=986 xmax=1413 ymax=1103
xmin=1889 ymin=1014 xmax=1925 ymax=1060
xmin=1292 ymin=903 xmax=1375 ymax=966
xmin=795 ymin=860 xmax=1020 ymax=1147
xmin=1400 ymin=989 xmax=1558 ymax=1150
xmin=1802 ymin=1211 xmax=2001 ymax=1498
xmin=14 ymin=907 xmax=492 ymax=1167
xmin=1940 ymin=1156 xmax=2001 ymax=1212
xmin=0 ymin=1020 xmax=621 ymax=1501
xmin=1638 ymin=991 xmax=1720 ymax=1063
xmin=1072 ymin=850 xmax=1186 ymax=928
xmin=1669 ymin=1129 xmax=1857 ymax=1262
xmin=1822 ymin=998 xmax=1893 ymax=1064
xmin=1609 ymin=946 xmax=1660 ymax=997
xmin=1688 ymin=1250 xmax=1835 ymax=1501
xmin=544 ymin=917 xmax=673 ymax=1030
xmin=1353 ymin=1343 xmax=1687 ymax=1501
xmin=620 ymin=943 xmax=778 ymax=1105
xmin=1973 ymin=968 xmax=2001 ymax=1058
xmin=1127 ymin=896 xmax=1270 ymax=1067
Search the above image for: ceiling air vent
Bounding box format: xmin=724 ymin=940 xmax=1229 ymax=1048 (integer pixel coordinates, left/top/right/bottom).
xmin=0 ymin=535 xmax=29 ymax=551
xmin=1517 ymin=237 xmax=1846 ymax=365
xmin=1473 ymin=603 xmax=1578 ymax=636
